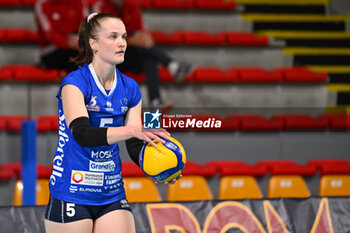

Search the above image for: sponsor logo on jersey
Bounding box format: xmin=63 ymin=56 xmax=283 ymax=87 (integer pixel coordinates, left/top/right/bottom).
xmin=79 ymin=187 xmax=102 ymax=193
xmin=120 ymin=199 xmax=130 ymax=208
xmin=86 ymin=96 xmax=100 ymax=112
xmin=69 ymin=185 xmax=78 ymax=193
xmin=50 ymin=110 xmax=68 ymax=186
xmin=91 ymin=150 xmax=113 ymax=160
xmin=89 ymin=160 xmax=116 ymax=172
xmin=71 ymin=170 xmax=104 ymax=186
xmin=121 ymin=106 xmax=128 ymax=113
xmin=106 ymin=101 xmax=114 ymax=111
xmin=120 ymin=98 xmax=129 ymax=113
xmin=120 ymin=98 xmax=128 ymax=105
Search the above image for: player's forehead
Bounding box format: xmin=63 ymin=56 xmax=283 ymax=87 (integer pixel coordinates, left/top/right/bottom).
xmin=97 ymin=17 xmax=126 ymax=35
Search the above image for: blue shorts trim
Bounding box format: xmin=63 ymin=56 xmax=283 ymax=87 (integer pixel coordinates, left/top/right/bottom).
xmin=45 ymin=195 xmax=132 ymax=223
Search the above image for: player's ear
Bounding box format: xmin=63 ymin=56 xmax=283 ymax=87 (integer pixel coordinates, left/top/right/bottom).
xmin=89 ymin=38 xmax=97 ymax=51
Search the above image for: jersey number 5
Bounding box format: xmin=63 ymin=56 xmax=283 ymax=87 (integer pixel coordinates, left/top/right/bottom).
xmin=100 ymin=118 xmax=113 ymax=127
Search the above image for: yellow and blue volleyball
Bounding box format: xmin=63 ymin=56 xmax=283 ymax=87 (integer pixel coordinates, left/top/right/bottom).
xmin=139 ymin=136 xmax=186 ymax=182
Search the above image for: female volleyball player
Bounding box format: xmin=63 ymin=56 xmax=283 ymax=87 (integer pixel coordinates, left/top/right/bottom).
xmin=44 ymin=13 xmax=170 ymax=233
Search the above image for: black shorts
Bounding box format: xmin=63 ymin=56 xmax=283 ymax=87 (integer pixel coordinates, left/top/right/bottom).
xmin=45 ymin=195 xmax=132 ymax=223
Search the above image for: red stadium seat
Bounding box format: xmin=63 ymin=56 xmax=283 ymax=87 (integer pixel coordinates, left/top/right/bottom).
xmin=14 ymin=65 xmax=60 ymax=82
xmin=125 ymin=67 xmax=184 ymax=83
xmin=176 ymin=31 xmax=226 ymax=46
xmin=0 ymin=166 xmax=14 ymax=181
xmin=21 ymin=0 xmax=37 ymax=6
xmin=234 ymin=114 xmax=284 ymax=131
xmin=149 ymin=30 xmax=182 ymax=45
xmin=256 ymin=160 xmax=316 ymax=176
xmin=0 ymin=29 xmax=5 ymax=42
xmin=3 ymin=29 xmax=38 ymax=43
xmin=36 ymin=119 xmax=52 ymax=133
xmin=0 ymin=118 xmax=5 ymax=131
xmin=206 ymin=160 xmax=267 ymax=177
xmin=0 ymin=163 xmax=52 ymax=179
xmin=123 ymin=71 xmax=146 ymax=83
xmin=38 ymin=115 xmax=59 ymax=132
xmin=0 ymin=67 xmax=13 ymax=81
xmin=221 ymin=115 xmax=240 ymax=131
xmin=152 ymin=0 xmax=194 ymax=9
xmin=225 ymin=32 xmax=269 ymax=46
xmin=225 ymin=68 xmax=239 ymax=82
xmin=307 ymin=159 xmax=350 ymax=176
xmin=271 ymin=114 xmax=329 ymax=130
xmin=182 ymin=161 xmax=216 ymax=177
xmin=318 ymin=114 xmax=350 ymax=130
xmin=0 ymin=115 xmax=29 ymax=132
xmin=191 ymin=67 xmax=233 ymax=83
xmin=274 ymin=67 xmax=327 ymax=83
xmin=158 ymin=67 xmax=174 ymax=82
xmin=2 ymin=65 xmax=60 ymax=82
xmin=122 ymin=161 xmax=146 ymax=177
xmin=228 ymin=67 xmax=282 ymax=83
xmin=133 ymin=0 xmax=152 ymax=8
xmin=0 ymin=0 xmax=21 ymax=7
xmin=194 ymin=0 xmax=236 ymax=10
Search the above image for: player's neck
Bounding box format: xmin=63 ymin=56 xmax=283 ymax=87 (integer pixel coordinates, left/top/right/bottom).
xmin=90 ymin=61 xmax=115 ymax=89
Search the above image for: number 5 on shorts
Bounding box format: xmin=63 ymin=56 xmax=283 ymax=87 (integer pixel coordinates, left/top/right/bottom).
xmin=66 ymin=203 xmax=76 ymax=217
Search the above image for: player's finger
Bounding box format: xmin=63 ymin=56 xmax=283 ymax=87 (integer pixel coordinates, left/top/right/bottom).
xmin=157 ymin=131 xmax=170 ymax=139
xmin=144 ymin=136 xmax=158 ymax=147
xmin=150 ymin=134 xmax=166 ymax=144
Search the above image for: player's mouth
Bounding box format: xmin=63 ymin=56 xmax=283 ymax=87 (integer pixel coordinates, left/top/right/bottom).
xmin=116 ymin=50 xmax=125 ymax=54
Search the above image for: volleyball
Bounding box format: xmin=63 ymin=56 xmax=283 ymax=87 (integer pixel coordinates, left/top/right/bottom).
xmin=139 ymin=136 xmax=186 ymax=182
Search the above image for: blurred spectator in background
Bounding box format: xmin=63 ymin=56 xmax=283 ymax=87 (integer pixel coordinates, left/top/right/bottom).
xmin=92 ymin=0 xmax=193 ymax=110
xmin=34 ymin=0 xmax=89 ymax=70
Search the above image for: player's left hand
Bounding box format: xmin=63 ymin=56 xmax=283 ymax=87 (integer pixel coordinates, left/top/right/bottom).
xmin=154 ymin=174 xmax=182 ymax=184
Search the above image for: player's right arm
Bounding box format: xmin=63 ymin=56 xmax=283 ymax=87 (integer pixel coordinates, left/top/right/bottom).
xmin=62 ymin=84 xmax=168 ymax=147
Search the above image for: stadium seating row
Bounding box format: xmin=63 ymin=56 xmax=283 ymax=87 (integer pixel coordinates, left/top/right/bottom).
xmin=0 ymin=0 xmax=238 ymax=10
xmin=1 ymin=113 xmax=349 ymax=132
xmin=2 ymin=159 xmax=348 ymax=181
xmin=0 ymin=159 xmax=349 ymax=204
xmin=0 ymin=28 xmax=270 ymax=46
xmin=0 ymin=65 xmax=328 ymax=83
xmin=0 ymin=0 xmax=333 ymax=9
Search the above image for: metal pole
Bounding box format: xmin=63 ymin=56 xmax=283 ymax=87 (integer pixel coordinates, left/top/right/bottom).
xmin=21 ymin=121 xmax=37 ymax=205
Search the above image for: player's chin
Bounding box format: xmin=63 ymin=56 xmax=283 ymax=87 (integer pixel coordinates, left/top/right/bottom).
xmin=114 ymin=58 xmax=125 ymax=65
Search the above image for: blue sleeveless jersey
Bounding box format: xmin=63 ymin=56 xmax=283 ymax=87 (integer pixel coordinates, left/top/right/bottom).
xmin=49 ymin=63 xmax=141 ymax=205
